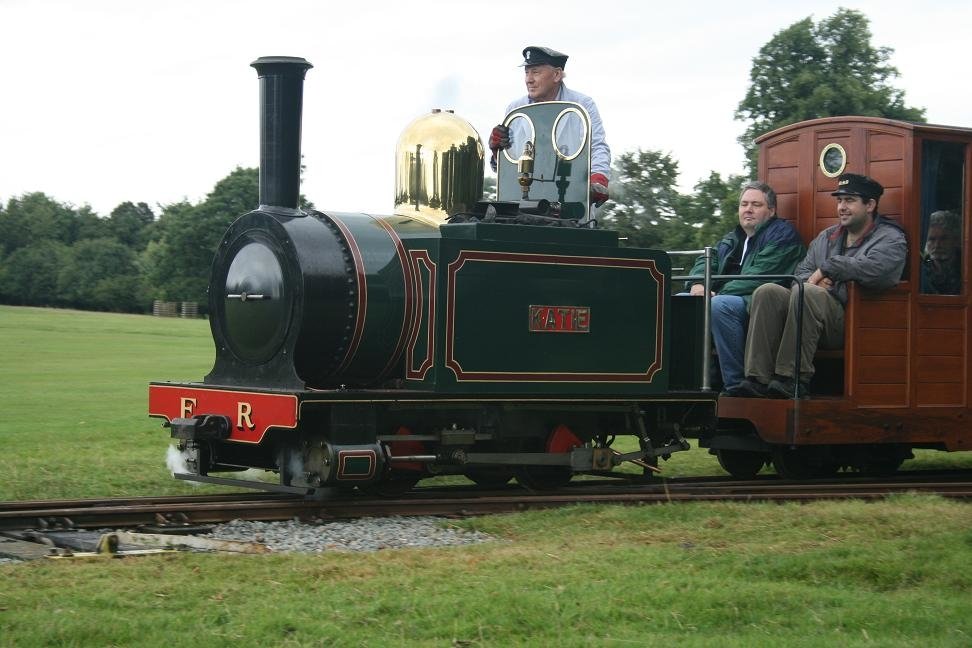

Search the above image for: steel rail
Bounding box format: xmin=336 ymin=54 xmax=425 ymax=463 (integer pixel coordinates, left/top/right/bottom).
xmin=3 ymin=474 xmax=972 ymax=531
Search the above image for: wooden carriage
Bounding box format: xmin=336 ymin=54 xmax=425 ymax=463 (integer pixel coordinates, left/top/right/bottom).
xmin=713 ymin=116 xmax=972 ymax=476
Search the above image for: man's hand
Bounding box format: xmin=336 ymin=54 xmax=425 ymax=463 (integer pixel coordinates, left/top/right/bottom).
xmin=590 ymin=173 xmax=609 ymax=206
xmin=807 ymin=269 xmax=834 ymax=288
xmin=689 ymin=284 xmax=711 ymax=297
xmin=488 ymin=125 xmax=510 ymax=153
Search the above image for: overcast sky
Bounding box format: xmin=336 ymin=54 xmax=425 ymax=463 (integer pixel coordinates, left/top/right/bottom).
xmin=2 ymin=0 xmax=970 ymax=217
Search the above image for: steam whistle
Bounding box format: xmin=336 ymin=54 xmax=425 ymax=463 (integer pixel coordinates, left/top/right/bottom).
xmin=517 ymin=141 xmax=535 ymax=199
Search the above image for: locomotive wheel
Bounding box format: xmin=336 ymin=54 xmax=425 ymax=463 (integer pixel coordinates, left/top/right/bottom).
xmin=514 ymin=424 xmax=580 ymax=491
xmin=514 ymin=465 xmax=573 ymax=491
xmin=639 ymin=454 xmax=659 ymax=477
xmin=465 ymin=467 xmax=514 ymax=488
xmin=464 ymin=441 xmax=514 ymax=487
xmin=716 ymin=449 xmax=768 ymax=479
xmin=771 ymin=448 xmax=838 ymax=479
xmin=859 ymin=457 xmax=904 ymax=477
xmin=359 ymin=474 xmax=421 ymax=497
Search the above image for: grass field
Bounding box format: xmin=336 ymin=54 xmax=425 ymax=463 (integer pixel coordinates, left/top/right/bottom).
xmin=0 ymin=305 xmax=218 ymax=500
xmin=2 ymin=305 xmax=972 ymax=645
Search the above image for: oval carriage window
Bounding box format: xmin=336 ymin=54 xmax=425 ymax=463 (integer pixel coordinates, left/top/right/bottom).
xmin=502 ymin=113 xmax=535 ymax=164
xmin=819 ymin=143 xmax=847 ymax=177
xmin=551 ymin=107 xmax=587 ymax=160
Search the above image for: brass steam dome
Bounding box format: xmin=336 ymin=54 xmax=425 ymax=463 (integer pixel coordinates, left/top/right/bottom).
xmin=394 ymin=109 xmax=484 ymax=226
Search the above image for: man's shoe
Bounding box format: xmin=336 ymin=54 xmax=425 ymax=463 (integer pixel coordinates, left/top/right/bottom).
xmin=767 ymin=377 xmax=810 ymax=399
xmin=720 ymin=385 xmax=747 ymax=397
xmin=734 ymin=378 xmax=771 ymax=398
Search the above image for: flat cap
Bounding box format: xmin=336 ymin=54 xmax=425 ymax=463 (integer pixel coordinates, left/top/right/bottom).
xmin=521 ymin=45 xmax=568 ymax=69
xmin=831 ymin=173 xmax=884 ymax=201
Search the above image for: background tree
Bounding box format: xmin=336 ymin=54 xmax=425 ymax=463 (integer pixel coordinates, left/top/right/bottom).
xmin=0 ymin=240 xmax=70 ymax=306
xmin=57 ymin=238 xmax=147 ymax=311
xmin=0 ymin=192 xmax=79 ymax=256
xmin=682 ymin=172 xmax=748 ymax=248
xmin=143 ymin=167 xmax=259 ymax=308
xmin=107 ymin=201 xmax=156 ymax=250
xmin=75 ymin=205 xmax=111 ymax=242
xmin=601 ymin=149 xmax=697 ymax=250
xmin=735 ymin=8 xmax=925 ymax=171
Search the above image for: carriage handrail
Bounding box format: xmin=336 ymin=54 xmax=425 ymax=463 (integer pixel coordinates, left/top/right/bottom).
xmin=670 ymin=247 xmax=806 ymax=398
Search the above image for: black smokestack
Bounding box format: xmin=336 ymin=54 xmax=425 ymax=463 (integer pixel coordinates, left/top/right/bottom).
xmin=250 ymin=56 xmax=313 ymax=210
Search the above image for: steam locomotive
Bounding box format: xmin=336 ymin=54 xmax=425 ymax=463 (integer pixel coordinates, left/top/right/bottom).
xmin=148 ymin=57 xmax=715 ymax=495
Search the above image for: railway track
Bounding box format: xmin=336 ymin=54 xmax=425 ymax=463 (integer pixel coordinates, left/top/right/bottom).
xmin=3 ymin=471 xmax=972 ymax=532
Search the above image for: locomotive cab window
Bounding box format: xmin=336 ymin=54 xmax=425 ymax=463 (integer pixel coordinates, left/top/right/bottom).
xmin=920 ymin=140 xmax=966 ymax=295
xmin=552 ymin=107 xmax=587 ymax=160
xmin=502 ymin=113 xmax=535 ymax=164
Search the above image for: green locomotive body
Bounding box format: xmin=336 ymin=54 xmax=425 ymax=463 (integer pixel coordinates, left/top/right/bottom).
xmin=404 ymin=222 xmax=671 ymax=395
xmin=149 ymin=57 xmax=714 ymax=495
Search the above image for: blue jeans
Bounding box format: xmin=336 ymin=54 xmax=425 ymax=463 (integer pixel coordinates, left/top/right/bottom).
xmin=711 ymin=295 xmax=748 ymax=389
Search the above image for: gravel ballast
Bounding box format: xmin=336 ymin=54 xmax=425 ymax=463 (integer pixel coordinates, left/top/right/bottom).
xmin=207 ymin=516 xmax=493 ymax=553
xmin=0 ymin=516 xmax=492 ymax=565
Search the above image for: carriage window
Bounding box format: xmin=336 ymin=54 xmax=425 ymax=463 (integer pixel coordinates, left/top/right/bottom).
xmin=920 ymin=141 xmax=965 ymax=295
xmin=819 ymin=143 xmax=847 ymax=177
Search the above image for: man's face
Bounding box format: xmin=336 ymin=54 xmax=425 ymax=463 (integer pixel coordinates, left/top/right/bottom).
xmin=738 ymin=188 xmax=774 ymax=234
xmin=836 ymin=194 xmax=875 ymax=232
xmin=525 ymin=64 xmax=562 ymax=102
xmin=926 ymin=225 xmax=958 ymax=262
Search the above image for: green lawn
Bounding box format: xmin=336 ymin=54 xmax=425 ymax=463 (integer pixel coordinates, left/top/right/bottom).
xmin=2 ymin=305 xmax=971 ymax=646
xmin=2 ymin=496 xmax=971 ymax=645
xmin=0 ymin=305 xmax=217 ymax=500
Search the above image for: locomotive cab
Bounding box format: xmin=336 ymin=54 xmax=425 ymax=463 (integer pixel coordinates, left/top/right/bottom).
xmin=495 ymin=101 xmax=595 ymax=222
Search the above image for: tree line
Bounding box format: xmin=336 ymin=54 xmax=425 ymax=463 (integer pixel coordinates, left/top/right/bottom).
xmin=0 ymin=168 xmax=260 ymax=313
xmin=600 ymin=8 xmax=924 ymax=251
xmin=0 ymin=9 xmax=923 ymax=315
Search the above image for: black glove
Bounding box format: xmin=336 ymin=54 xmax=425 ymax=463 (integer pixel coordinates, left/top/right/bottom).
xmin=489 ymin=124 xmax=510 ymax=152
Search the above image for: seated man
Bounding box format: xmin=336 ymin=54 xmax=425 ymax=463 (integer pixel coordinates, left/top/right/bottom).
xmin=921 ymin=209 xmax=962 ymax=295
xmin=739 ymin=173 xmax=907 ymax=399
xmin=687 ymin=181 xmax=804 ymax=396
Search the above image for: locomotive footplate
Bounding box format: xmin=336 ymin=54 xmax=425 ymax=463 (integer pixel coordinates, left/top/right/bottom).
xmin=150 ymin=381 xmax=713 ymax=491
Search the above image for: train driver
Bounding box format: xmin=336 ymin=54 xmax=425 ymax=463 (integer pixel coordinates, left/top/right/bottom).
xmin=921 ymin=209 xmax=962 ymax=295
xmin=739 ymin=173 xmax=907 ymax=399
xmin=488 ymin=45 xmax=612 ymax=206
xmin=688 ymin=181 xmax=805 ymax=397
